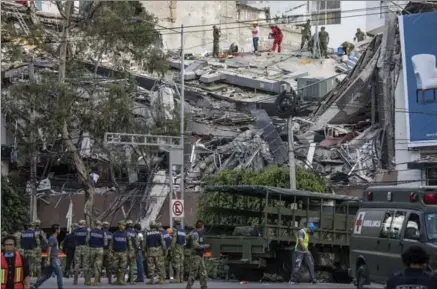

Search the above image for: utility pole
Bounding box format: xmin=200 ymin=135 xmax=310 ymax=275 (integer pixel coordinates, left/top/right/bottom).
xmin=179 ymin=24 xmax=185 ymax=228
xmin=288 ymin=116 xmax=297 ymax=190
xmin=312 ymin=0 xmax=320 ymax=59
xmin=28 ymin=57 xmax=37 ymax=222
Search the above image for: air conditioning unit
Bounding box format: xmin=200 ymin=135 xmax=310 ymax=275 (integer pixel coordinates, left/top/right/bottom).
xmin=296 ymin=77 xmax=337 ymax=100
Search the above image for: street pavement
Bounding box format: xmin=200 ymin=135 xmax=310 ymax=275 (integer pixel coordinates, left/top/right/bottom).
xmin=31 ymin=278 xmax=385 ymax=288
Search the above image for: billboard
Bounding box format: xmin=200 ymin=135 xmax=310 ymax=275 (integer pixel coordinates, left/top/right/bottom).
xmin=399 ymin=11 xmax=437 ymax=147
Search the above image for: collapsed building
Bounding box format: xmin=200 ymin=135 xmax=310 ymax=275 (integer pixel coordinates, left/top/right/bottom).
xmin=1 ymin=0 xmax=396 ymax=228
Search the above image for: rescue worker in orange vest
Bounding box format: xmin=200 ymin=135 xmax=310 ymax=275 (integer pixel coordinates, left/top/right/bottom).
xmin=1 ymin=235 xmax=31 ymax=289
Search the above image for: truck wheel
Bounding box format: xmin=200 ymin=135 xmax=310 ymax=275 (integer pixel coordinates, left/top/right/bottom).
xmin=356 ymin=265 xmax=368 ymax=289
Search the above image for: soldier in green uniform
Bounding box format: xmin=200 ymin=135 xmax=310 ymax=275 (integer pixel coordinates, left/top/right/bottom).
xmin=20 ymin=224 xmax=40 ymax=277
xmin=183 ymin=227 xmax=194 ymax=281
xmin=111 ymin=220 xmax=132 ymax=285
xmin=298 ymin=19 xmax=312 ymax=50
xmin=170 ymin=218 xmax=186 ymax=283
xmin=73 ymin=219 xmax=91 ymax=285
xmin=186 ymin=220 xmax=209 ymax=289
xmin=341 ymin=41 xmax=355 ymax=56
xmin=33 ymin=219 xmax=47 ymax=278
xmin=88 ymin=220 xmax=107 ymax=285
xmin=144 ymin=221 xmax=167 ymax=285
xmin=318 ymin=27 xmax=329 ymax=58
xmin=125 ymin=220 xmax=138 ymax=284
xmin=102 ymin=221 xmax=113 ymax=284
xmin=354 ymin=28 xmax=365 ymax=42
xmin=212 ymin=25 xmax=220 ymax=58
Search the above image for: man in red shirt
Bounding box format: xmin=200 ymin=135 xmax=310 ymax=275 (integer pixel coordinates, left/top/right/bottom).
xmin=1 ymin=235 xmax=31 ymax=289
xmin=270 ymin=25 xmax=283 ymax=53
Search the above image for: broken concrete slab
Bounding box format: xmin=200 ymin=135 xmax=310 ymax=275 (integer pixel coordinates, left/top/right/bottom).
xmin=185 ymin=60 xmax=208 ymax=72
xmin=200 ymin=72 xmax=226 ymax=83
xmin=184 ymin=71 xmax=197 ymax=80
xmin=222 ymin=72 xmax=283 ymax=93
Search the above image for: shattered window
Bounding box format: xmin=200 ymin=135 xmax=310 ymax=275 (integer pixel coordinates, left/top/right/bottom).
xmin=426 ymin=168 xmax=437 ymax=186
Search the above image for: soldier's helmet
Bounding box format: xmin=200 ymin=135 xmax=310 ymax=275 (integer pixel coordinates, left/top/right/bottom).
xmin=95 ymin=220 xmax=102 ymax=226
xmin=174 ymin=218 xmax=181 ymax=224
xmin=34 ymin=219 xmax=41 ymax=225
xmin=126 ymin=220 xmax=133 ymax=225
xmin=102 ymin=221 xmax=110 ymax=227
xmin=78 ymin=220 xmax=86 ymax=226
xmin=118 ymin=220 xmax=126 ymax=226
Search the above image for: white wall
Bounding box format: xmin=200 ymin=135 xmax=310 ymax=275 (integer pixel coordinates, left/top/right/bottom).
xmin=394 ymin=70 xmax=423 ymax=186
xmin=366 ymin=1 xmax=386 ymax=33
xmin=269 ymin=1 xmax=308 ymax=18
xmin=310 ymin=1 xmax=367 ymax=49
xmin=35 ymin=0 xmax=80 ymax=15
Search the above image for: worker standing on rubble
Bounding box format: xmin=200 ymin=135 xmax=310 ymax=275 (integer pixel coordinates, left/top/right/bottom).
xmin=170 ymin=218 xmax=186 ymax=283
xmin=270 ymin=24 xmax=283 ymax=53
xmin=289 ymin=223 xmax=318 ymax=284
xmin=354 ymin=28 xmax=366 ymax=42
xmin=318 ymin=27 xmax=329 ymax=58
xmin=102 ymin=221 xmax=113 ymax=284
xmin=252 ymin=21 xmax=260 ymax=53
xmin=212 ymin=25 xmax=221 ymax=58
xmin=298 ymin=19 xmax=312 ymax=50
xmin=125 ymin=220 xmax=138 ymax=284
xmin=144 ymin=221 xmax=167 ymax=285
xmin=73 ymin=219 xmax=91 ymax=285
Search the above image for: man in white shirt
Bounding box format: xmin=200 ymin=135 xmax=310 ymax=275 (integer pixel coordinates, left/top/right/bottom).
xmin=252 ymin=21 xmax=260 ymax=52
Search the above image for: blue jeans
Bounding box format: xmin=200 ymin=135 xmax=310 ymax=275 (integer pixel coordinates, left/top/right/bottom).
xmin=33 ymin=259 xmax=63 ymax=289
xmin=253 ymin=37 xmax=259 ymax=52
xmin=136 ymin=250 xmax=144 ymax=282
xmin=290 ymin=251 xmax=316 ymax=282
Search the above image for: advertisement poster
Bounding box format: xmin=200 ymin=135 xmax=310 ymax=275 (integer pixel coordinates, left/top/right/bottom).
xmin=399 ymin=11 xmax=437 ymax=147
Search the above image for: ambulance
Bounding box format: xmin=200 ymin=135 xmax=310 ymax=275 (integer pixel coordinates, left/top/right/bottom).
xmin=349 ymin=186 xmax=437 ymax=288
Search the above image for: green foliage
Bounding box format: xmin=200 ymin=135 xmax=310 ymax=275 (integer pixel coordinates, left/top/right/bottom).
xmin=198 ymin=166 xmax=327 ymax=225
xmin=1 ymin=177 xmax=29 ymax=233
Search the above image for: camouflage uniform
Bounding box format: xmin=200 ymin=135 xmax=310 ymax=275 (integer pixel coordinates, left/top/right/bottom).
xmin=88 ymin=220 xmax=107 ymax=285
xmin=342 ymin=41 xmax=355 ymax=56
xmin=111 ymin=220 xmax=132 ymax=285
xmin=354 ymin=28 xmax=365 ymax=42
xmin=33 ymin=220 xmax=47 ymax=278
xmin=183 ymin=229 xmax=194 ymax=281
xmin=20 ymin=225 xmax=40 ymax=277
xmin=73 ymin=219 xmax=91 ymax=285
xmin=102 ymin=221 xmax=114 ymax=284
xmin=170 ymin=219 xmax=186 ymax=283
xmin=144 ymin=221 xmax=167 ymax=285
xmin=125 ymin=220 xmax=138 ymax=284
xmin=299 ymin=20 xmax=312 ymax=50
xmin=186 ymin=227 xmax=208 ymax=289
xmin=212 ymin=25 xmax=220 ymax=58
xmin=318 ymin=27 xmax=329 ymax=58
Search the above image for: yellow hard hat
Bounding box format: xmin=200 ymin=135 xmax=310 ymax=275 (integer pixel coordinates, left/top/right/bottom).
xmin=252 ymin=21 xmax=258 ymax=25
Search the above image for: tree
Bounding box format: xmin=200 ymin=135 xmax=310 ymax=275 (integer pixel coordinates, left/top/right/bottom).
xmin=1 ymin=177 xmax=29 ymax=233
xmin=1 ymin=1 xmax=170 ymax=223
xmin=198 ymin=166 xmax=327 ymax=224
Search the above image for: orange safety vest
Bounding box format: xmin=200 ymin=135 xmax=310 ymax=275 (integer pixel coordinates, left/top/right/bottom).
xmin=1 ymin=252 xmax=24 ymax=289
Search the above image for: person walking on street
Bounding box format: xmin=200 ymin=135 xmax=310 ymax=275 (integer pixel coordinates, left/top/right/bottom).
xmin=111 ymin=220 xmax=131 ymax=285
xmin=270 ymin=24 xmax=283 ymax=53
xmin=88 ymin=220 xmax=107 ymax=286
xmin=212 ymin=25 xmax=221 ymax=58
xmin=102 ymin=222 xmax=113 ymax=284
xmin=20 ymin=224 xmax=40 ymax=278
xmin=1 ymin=235 xmax=31 ymax=289
xmin=289 ymin=222 xmax=317 ymax=284
xmin=32 ymin=224 xmax=63 ymax=289
xmin=318 ymin=27 xmax=329 ymax=58
xmin=73 ymin=220 xmax=90 ymax=285
xmin=144 ymin=221 xmax=167 ymax=285
xmin=62 ymin=223 xmax=76 ymax=278
xmin=386 ymin=246 xmax=437 ymax=289
xmin=354 ymin=28 xmax=365 ymax=42
xmin=186 ymin=220 xmax=209 ymax=289
xmin=298 ymin=19 xmax=311 ymax=50
xmin=170 ymin=218 xmax=186 ymax=283
xmin=251 ymin=21 xmax=260 ymax=53
xmin=134 ymin=223 xmax=145 ymax=283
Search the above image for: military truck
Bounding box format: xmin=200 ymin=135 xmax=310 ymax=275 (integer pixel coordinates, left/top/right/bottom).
xmin=201 ymin=185 xmax=361 ymax=281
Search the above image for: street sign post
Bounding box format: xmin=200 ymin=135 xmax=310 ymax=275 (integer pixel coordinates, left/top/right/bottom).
xmin=171 ymin=199 xmax=184 ymax=218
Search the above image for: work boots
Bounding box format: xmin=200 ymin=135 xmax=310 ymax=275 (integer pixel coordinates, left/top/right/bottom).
xmin=146 ymin=278 xmax=154 ymax=285
xmin=118 ymin=273 xmax=126 ymax=285
xmin=158 ymin=278 xmax=165 ymax=285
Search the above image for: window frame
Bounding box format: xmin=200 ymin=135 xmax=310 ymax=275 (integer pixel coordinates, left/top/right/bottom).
xmin=380 ymin=210 xmax=394 ymax=238
xmin=389 ymin=210 xmax=407 ymax=240
xmin=426 ymin=167 xmax=437 ymax=186
xmin=403 ymin=212 xmax=422 ymax=240
xmin=311 ymin=0 xmax=342 ymax=25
